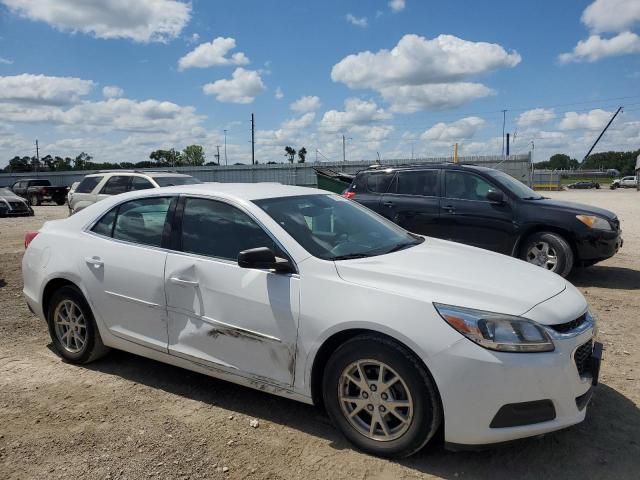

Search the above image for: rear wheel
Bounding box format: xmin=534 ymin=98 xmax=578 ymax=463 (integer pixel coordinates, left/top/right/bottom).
xmin=520 ymin=232 xmax=574 ymax=277
xmin=47 ymin=285 xmax=110 ymax=364
xmin=55 ymin=198 xmax=66 ymax=206
xmin=322 ymin=335 xmax=442 ymax=458
xmin=29 ymin=194 xmax=40 ymax=206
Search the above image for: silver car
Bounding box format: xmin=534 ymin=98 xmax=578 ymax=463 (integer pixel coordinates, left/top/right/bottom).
xmin=0 ymin=187 xmax=34 ymax=217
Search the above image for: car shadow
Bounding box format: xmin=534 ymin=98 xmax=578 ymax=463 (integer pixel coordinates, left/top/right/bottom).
xmin=0 ymin=278 xmax=6 ymax=289
xmin=78 ymin=349 xmax=640 ymax=479
xmin=569 ymin=266 xmax=640 ymax=290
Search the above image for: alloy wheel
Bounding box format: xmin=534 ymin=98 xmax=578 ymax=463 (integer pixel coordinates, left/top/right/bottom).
xmin=526 ymin=241 xmax=558 ymax=271
xmin=53 ymin=299 xmax=87 ymax=354
xmin=338 ymin=359 xmax=414 ymax=442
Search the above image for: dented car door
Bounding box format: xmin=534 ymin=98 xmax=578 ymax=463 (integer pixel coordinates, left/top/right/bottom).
xmin=164 ymin=196 xmax=300 ymax=386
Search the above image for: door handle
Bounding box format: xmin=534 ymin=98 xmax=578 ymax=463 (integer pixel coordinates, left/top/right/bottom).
xmin=169 ymin=277 xmax=199 ymax=287
xmin=85 ymin=256 xmax=104 ymax=268
xmin=383 ymin=201 xmax=394 ymax=207
xmin=443 ymin=205 xmax=456 ymax=213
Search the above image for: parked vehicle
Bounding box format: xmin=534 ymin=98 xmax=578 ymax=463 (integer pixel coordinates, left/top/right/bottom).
xmin=567 ymin=181 xmax=600 ymax=189
xmin=66 ymin=181 xmax=80 ymax=209
xmin=610 ymin=176 xmax=637 ymax=189
xmin=68 ymin=171 xmax=201 ymax=214
xmin=11 ymin=179 xmax=69 ymax=206
xmin=344 ymin=164 xmax=622 ymax=276
xmin=23 ymin=183 xmax=602 ymax=457
xmin=0 ymin=187 xmax=34 ymax=217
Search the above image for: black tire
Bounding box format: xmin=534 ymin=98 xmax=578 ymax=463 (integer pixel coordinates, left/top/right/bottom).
xmin=29 ymin=194 xmax=40 ymax=206
xmin=47 ymin=285 xmax=110 ymax=364
xmin=322 ymin=334 xmax=442 ymax=458
xmin=595 ymin=183 xmax=600 ymax=189
xmin=520 ymin=231 xmax=574 ymax=277
xmin=55 ymin=198 xmax=66 ymax=206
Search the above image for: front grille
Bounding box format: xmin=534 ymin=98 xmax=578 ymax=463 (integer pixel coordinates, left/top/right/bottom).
xmin=574 ymin=340 xmax=593 ymax=377
xmin=8 ymin=201 xmax=28 ymax=212
xmin=550 ymin=313 xmax=587 ymax=333
xmin=611 ymin=217 xmax=620 ymax=231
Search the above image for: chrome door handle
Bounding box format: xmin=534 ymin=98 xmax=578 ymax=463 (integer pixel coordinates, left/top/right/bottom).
xmin=169 ymin=277 xmax=199 ymax=287
xmin=383 ymin=201 xmax=394 ymax=207
xmin=85 ymin=256 xmax=104 ymax=268
xmin=443 ymin=205 xmax=456 ymax=213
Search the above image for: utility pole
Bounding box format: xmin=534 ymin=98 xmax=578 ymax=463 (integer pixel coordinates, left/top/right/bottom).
xmin=501 ymin=109 xmax=507 ymax=156
xmin=506 ymin=133 xmax=510 ymax=157
xmin=342 ymin=135 xmax=346 ymax=162
xmin=215 ymin=145 xmax=221 ymax=164
xmin=251 ymin=113 xmax=255 ymax=165
xmin=35 ymin=139 xmax=39 ymax=174
xmin=454 ymin=143 xmax=458 ymax=163
xmin=411 ymin=143 xmax=414 ymax=160
xmin=223 ymin=129 xmax=228 ymax=166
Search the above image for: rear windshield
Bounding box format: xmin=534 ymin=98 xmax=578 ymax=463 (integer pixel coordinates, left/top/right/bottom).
xmin=151 ymin=176 xmax=201 ymax=187
xmin=29 ymin=180 xmax=50 ymax=187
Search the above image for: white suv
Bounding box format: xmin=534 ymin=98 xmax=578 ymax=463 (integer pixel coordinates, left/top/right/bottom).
xmin=69 ymin=171 xmax=201 ymax=214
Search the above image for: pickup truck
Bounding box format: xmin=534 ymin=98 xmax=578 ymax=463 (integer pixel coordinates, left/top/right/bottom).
xmin=11 ymin=179 xmax=69 ymax=206
xmin=610 ymin=176 xmax=637 ymax=189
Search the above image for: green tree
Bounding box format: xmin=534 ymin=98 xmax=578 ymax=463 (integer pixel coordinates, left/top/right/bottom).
xmin=8 ymin=156 xmax=32 ymax=172
xmin=284 ymin=146 xmax=296 ymax=163
xmin=150 ymin=148 xmax=182 ymax=166
xmin=74 ymin=152 xmax=93 ymax=170
xmin=297 ymin=147 xmax=307 ymax=163
xmin=182 ymin=145 xmax=205 ymax=166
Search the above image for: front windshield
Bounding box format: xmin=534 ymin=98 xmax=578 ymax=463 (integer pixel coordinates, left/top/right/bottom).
xmin=152 ymin=176 xmax=202 ymax=187
xmin=254 ymin=194 xmax=423 ymax=260
xmin=489 ymin=171 xmax=542 ymax=199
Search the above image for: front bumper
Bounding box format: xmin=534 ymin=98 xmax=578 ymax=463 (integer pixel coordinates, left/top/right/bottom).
xmin=575 ymin=229 xmax=622 ymax=262
xmin=429 ymin=323 xmax=598 ymax=446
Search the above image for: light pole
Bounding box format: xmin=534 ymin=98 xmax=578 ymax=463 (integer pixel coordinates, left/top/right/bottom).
xmin=223 ymin=129 xmax=228 ymax=166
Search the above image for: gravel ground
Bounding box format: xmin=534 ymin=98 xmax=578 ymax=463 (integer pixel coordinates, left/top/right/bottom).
xmin=1 ymin=190 xmax=639 ymax=480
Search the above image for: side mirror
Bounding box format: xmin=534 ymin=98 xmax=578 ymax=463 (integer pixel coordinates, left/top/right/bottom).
xmin=486 ymin=191 xmax=505 ymax=204
xmin=237 ymin=247 xmax=294 ymax=273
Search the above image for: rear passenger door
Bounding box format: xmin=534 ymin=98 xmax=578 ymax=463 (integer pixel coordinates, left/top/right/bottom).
xmin=97 ymin=175 xmax=131 ymax=202
xmin=351 ymin=171 xmax=394 ymax=214
xmin=380 ymin=169 xmax=442 ymax=236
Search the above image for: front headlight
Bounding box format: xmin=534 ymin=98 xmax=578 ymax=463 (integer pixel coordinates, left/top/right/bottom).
xmin=434 ymin=304 xmax=555 ymax=352
xmin=576 ymin=214 xmax=612 ymax=231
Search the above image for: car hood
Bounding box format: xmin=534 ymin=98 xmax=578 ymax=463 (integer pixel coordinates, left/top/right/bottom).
xmin=0 ymin=193 xmax=25 ymax=202
xmin=334 ymin=238 xmax=567 ymax=321
xmin=535 ymin=198 xmax=617 ymax=220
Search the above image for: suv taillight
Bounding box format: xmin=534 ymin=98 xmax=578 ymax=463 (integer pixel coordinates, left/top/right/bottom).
xmin=342 ymin=191 xmax=356 ymax=199
xmin=24 ymin=231 xmax=39 ymax=249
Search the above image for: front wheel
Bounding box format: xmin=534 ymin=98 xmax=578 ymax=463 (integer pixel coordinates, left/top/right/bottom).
xmin=520 ymin=232 xmax=574 ymax=277
xmin=47 ymin=285 xmax=110 ymax=364
xmin=322 ymin=335 xmax=442 ymax=458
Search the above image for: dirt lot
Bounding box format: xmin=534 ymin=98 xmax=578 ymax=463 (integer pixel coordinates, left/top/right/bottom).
xmin=1 ymin=190 xmax=639 ymax=480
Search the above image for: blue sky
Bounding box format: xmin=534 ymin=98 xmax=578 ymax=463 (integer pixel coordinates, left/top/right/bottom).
xmin=0 ymin=0 xmax=639 ymax=167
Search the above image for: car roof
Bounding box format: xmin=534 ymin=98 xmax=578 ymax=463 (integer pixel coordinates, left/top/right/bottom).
xmin=84 ymin=171 xmax=193 ymax=178
xmin=360 ymin=163 xmax=496 ymax=174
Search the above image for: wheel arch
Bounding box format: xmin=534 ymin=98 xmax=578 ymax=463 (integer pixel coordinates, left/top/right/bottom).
xmin=42 ymin=277 xmax=81 ymax=319
xmin=512 ymin=225 xmax=579 ymax=261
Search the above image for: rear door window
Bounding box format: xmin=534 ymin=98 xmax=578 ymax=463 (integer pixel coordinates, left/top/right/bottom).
xmin=112 ymin=197 xmax=172 ymax=247
xmin=101 ymin=176 xmax=131 ymax=195
xmin=76 ymin=176 xmax=103 ymax=194
xmin=390 ymin=170 xmax=439 ymax=197
xmin=366 ymin=173 xmax=394 ymax=194
xmin=130 ymin=176 xmax=154 ymax=191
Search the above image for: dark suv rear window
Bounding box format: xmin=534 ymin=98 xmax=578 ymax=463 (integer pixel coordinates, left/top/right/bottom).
xmin=365 ymin=172 xmax=394 ymax=193
xmin=76 ymin=176 xmax=103 ymax=193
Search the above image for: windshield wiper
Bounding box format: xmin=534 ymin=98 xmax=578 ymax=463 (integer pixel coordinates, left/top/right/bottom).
xmin=383 ymin=241 xmax=419 ymax=254
xmin=522 ymin=196 xmax=543 ymax=200
xmin=332 ymin=253 xmax=372 ymax=261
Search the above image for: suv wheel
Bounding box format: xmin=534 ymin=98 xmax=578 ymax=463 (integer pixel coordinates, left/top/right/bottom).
xmin=322 ymin=335 xmax=442 ymax=458
xmin=47 ymin=285 xmax=110 ymax=364
xmin=520 ymin=232 xmax=574 ymax=277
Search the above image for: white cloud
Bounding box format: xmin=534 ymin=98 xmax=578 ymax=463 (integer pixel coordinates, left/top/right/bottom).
xmin=0 ymin=73 xmax=94 ymax=105
xmin=102 ymin=85 xmax=124 ymax=98
xmin=281 ymin=112 xmax=316 ymax=131
xmin=319 ymin=98 xmax=392 ymax=133
xmin=290 ymin=95 xmax=321 ymax=112
xmin=178 ymin=37 xmax=249 ymax=70
xmin=517 ymin=108 xmax=556 ymax=127
xmin=559 ymin=31 xmax=640 ymax=63
xmin=389 ymin=0 xmax=406 ymax=13
xmin=187 ymin=32 xmax=200 ymax=44
xmin=582 ymin=0 xmax=640 ymax=33
xmin=274 ymin=87 xmax=284 ymax=99
xmin=559 ymin=109 xmax=613 ymax=130
xmin=380 ymin=83 xmax=494 ymax=113
xmin=331 ymin=34 xmax=520 ymax=112
xmin=421 ymin=116 xmax=485 ymax=142
xmin=0 ymin=57 xmax=13 ymax=64
xmin=1 ymin=0 xmax=191 ymax=43
xmin=202 ymin=68 xmax=265 ymax=104
xmin=346 ymin=14 xmax=367 ymax=28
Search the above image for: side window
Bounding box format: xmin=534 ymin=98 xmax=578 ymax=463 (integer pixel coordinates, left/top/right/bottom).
xmin=391 ymin=170 xmax=439 ymax=196
xmin=91 ymin=208 xmax=117 ymax=237
xmin=445 ymin=171 xmax=497 ymax=201
xmin=76 ymin=176 xmax=103 ymax=194
xmin=130 ymin=176 xmax=154 ymax=191
xmin=101 ymin=176 xmax=130 ymax=195
xmin=181 ymin=198 xmax=278 ymax=261
xmin=112 ymin=197 xmax=172 ymax=247
xmin=366 ymin=173 xmax=394 ymax=193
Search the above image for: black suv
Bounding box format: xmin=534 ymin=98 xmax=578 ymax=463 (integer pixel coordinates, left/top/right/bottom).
xmin=344 ymin=164 xmax=622 ymax=277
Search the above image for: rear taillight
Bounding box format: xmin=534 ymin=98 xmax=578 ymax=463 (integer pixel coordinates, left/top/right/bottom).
xmin=24 ymin=231 xmax=39 ymax=249
xmin=342 ymin=191 xmax=356 ymax=199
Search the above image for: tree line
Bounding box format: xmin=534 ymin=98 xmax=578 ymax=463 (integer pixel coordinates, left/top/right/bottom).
xmin=535 ymin=150 xmax=639 ymax=174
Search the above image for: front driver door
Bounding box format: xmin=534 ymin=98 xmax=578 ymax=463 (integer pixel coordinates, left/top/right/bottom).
xmin=165 ymin=197 xmax=299 ymax=386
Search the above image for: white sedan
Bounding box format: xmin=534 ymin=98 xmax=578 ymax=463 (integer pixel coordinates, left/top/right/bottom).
xmin=22 ymin=183 xmax=601 ymax=457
